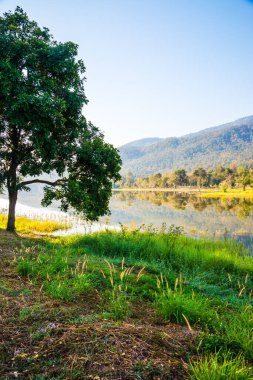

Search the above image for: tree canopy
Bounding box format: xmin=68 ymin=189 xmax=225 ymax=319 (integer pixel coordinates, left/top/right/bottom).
xmin=119 ymin=165 xmax=253 ymax=190
xmin=0 ymin=7 xmax=121 ymax=231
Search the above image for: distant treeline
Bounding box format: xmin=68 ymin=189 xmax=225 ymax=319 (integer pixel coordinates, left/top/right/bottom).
xmin=118 ymin=165 xmax=253 ymax=191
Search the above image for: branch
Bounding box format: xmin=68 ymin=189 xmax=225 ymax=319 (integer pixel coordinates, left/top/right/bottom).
xmin=18 ymin=178 xmax=63 ymax=188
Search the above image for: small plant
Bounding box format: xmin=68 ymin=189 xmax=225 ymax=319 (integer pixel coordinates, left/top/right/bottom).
xmin=17 ymin=260 xmax=34 ymax=277
xmin=19 ymin=307 xmax=32 ymax=321
xmin=73 ymin=274 xmax=92 ymax=294
xmin=103 ymin=258 xmax=136 ymax=321
xmin=198 ymin=334 xmax=229 ymax=354
xmin=107 ymin=288 xmax=130 ymax=321
xmin=19 ymin=304 xmax=44 ymax=321
xmin=45 ymin=280 xmax=73 ymax=300
xmin=190 ymin=351 xmax=253 ymax=380
xmin=154 ymin=274 xmax=215 ymax=327
xmin=222 ymin=311 xmax=253 ymax=360
xmin=31 ymin=330 xmax=51 ymax=341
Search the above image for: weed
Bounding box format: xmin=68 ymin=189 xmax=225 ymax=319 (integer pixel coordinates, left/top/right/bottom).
xmin=45 ymin=280 xmax=73 ymax=300
xmin=154 ymin=274 xmax=215 ymax=327
xmin=103 ymin=258 xmax=133 ymax=321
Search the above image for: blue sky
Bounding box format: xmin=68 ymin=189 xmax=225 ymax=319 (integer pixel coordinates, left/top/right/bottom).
xmin=0 ymin=0 xmax=253 ymax=146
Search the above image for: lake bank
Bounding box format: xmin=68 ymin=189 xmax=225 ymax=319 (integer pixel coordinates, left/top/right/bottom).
xmin=114 ymin=187 xmax=253 ymax=198
xmin=1 ymin=228 xmax=252 ymax=378
xmin=1 ymin=190 xmax=253 ymax=248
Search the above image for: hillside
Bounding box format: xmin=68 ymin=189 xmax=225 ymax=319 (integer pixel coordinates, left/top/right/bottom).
xmin=119 ymin=116 xmax=253 ymax=176
xmin=120 ymin=137 xmax=162 ymax=161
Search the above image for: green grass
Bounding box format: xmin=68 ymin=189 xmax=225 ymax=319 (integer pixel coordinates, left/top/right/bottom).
xmin=190 ymin=352 xmax=253 ymax=379
xmin=12 ymin=227 xmax=253 ymax=377
xmin=0 ymin=214 xmax=70 ymax=233
xmin=155 ymin=292 xmax=216 ymax=327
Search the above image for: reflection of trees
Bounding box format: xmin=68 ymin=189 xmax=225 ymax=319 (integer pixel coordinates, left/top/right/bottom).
xmin=232 ymin=199 xmax=253 ymax=219
xmin=115 ymin=191 xmax=253 ymax=218
xmin=213 ymin=198 xmax=253 ymax=219
xmin=117 ymin=191 xmax=136 ymax=206
xmin=191 ymin=198 xmax=211 ymax=211
xmin=170 ymin=194 xmax=190 ymax=209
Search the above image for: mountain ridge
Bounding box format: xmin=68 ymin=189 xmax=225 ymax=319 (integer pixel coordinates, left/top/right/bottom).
xmin=119 ymin=116 xmax=253 ymax=176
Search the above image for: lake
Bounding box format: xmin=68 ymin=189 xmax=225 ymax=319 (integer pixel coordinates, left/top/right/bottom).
xmin=107 ymin=191 xmax=253 ymax=249
xmin=1 ymin=189 xmax=253 ymax=250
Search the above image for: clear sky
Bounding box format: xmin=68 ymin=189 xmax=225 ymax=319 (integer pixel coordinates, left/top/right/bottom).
xmin=0 ymin=0 xmax=253 ymax=146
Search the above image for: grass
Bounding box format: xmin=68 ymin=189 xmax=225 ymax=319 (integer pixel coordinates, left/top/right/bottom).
xmin=201 ymin=188 xmax=253 ymax=198
xmin=0 ymin=214 xmax=70 ymax=233
xmin=155 ymin=290 xmax=215 ymax=327
xmin=1 ymin=225 xmax=253 ymax=378
xmin=114 ymin=187 xmax=253 ymax=198
xmin=190 ymin=352 xmax=253 ymax=380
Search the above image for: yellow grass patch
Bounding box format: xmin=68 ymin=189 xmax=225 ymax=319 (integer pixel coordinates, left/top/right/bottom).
xmin=0 ymin=214 xmax=70 ymax=233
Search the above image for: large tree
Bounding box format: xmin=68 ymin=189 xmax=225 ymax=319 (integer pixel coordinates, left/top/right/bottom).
xmin=170 ymin=169 xmax=189 ymax=188
xmin=0 ymin=7 xmax=121 ymax=231
xmin=192 ymin=168 xmax=207 ymax=190
xmin=237 ymin=166 xmax=252 ymax=191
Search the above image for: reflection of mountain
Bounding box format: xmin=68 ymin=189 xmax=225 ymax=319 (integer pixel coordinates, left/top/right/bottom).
xmin=119 ymin=115 xmax=253 ymax=176
xmin=106 ymin=192 xmax=253 ymax=246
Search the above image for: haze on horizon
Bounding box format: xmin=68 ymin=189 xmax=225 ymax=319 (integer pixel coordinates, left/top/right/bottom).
xmin=0 ymin=0 xmax=252 ymax=147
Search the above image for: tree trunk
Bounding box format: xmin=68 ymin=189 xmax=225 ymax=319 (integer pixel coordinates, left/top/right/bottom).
xmin=7 ymin=191 xmax=17 ymax=232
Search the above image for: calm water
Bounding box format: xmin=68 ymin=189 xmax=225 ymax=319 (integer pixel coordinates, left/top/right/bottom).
xmin=106 ymin=192 xmax=253 ymax=248
xmin=1 ymin=190 xmax=253 ymax=250
xmin=106 ymin=192 xmax=253 ymax=242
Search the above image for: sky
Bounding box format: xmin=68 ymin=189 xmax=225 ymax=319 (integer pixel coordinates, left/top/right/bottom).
xmin=0 ymin=0 xmax=253 ymax=147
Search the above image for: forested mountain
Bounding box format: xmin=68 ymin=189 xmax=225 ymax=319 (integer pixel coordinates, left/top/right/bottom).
xmin=120 ymin=138 xmax=162 ymax=161
xmin=119 ymin=116 xmax=253 ymax=176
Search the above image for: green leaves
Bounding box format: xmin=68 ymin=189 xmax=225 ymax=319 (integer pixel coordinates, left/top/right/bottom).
xmin=42 ymin=122 xmax=122 ymax=220
xmin=0 ymin=7 xmax=121 ymax=225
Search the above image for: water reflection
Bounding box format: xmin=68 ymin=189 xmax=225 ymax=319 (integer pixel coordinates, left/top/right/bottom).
xmin=1 ymin=190 xmax=253 ymax=249
xmin=116 ymin=191 xmax=253 ymax=219
xmin=106 ymin=191 xmax=253 ymax=249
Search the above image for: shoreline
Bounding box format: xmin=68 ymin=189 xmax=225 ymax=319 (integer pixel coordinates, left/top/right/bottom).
xmin=113 ymin=187 xmax=253 ymax=198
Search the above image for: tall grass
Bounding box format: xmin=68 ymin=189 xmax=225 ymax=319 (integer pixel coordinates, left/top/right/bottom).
xmin=190 ymin=352 xmax=253 ymax=380
xmin=67 ymin=229 xmax=252 ymax=276
xmin=154 ymin=274 xmax=216 ymax=327
xmin=0 ymin=214 xmax=70 ymax=233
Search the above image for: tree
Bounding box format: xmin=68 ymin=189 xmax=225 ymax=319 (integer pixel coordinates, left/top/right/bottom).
xmin=124 ymin=171 xmax=135 ymax=187
xmin=170 ymin=169 xmax=188 ymax=188
xmin=0 ymin=7 xmax=121 ymax=231
xmin=149 ymin=173 xmax=162 ymax=188
xmin=192 ymin=168 xmax=207 ymax=190
xmin=160 ymin=174 xmax=169 ymax=188
xmin=237 ymin=166 xmax=252 ymax=191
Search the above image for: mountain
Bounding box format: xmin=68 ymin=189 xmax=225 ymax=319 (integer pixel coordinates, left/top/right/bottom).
xmin=119 ymin=116 xmax=253 ymax=176
xmin=120 ymin=137 xmax=163 ymax=161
